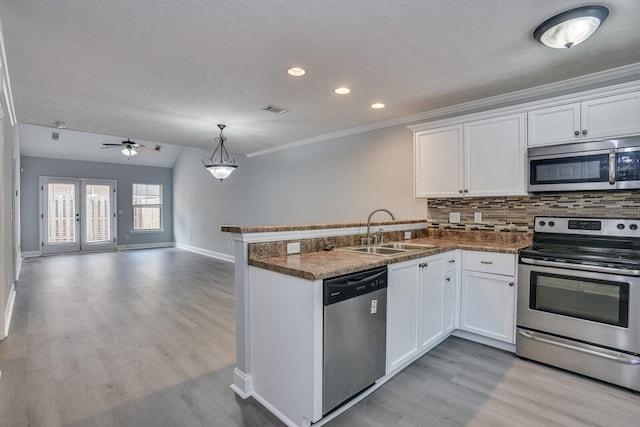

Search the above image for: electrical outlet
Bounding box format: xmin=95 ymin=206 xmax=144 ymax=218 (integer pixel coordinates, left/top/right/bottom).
xmin=474 ymin=212 xmax=483 ymax=223
xmin=287 ymin=242 xmax=301 ymax=254
xmin=449 ymin=212 xmax=461 ymax=223
xmin=404 ymin=231 xmax=411 ymax=240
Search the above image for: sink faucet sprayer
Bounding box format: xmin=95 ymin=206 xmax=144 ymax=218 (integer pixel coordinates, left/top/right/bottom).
xmin=365 ymin=209 xmax=396 ymax=247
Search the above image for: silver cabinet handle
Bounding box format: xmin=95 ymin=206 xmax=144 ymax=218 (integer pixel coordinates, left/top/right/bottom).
xmin=480 ymin=261 xmax=493 ymax=265
xmin=574 ymin=130 xmax=580 ymax=136
xmin=518 ymin=329 xmax=640 ymax=365
xmin=582 ymin=129 xmax=588 ymax=136
xmin=509 ymin=282 xmax=514 ymax=287
xmin=446 ymin=277 xmax=451 ymax=282
xmin=463 ymin=189 xmax=468 ymax=193
xmin=448 ymin=259 xmax=455 ymax=263
xmin=458 ymin=189 xmax=463 ymax=194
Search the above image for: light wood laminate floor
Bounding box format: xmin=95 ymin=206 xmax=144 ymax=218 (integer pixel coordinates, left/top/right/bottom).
xmin=1 ymin=248 xmax=639 ymax=426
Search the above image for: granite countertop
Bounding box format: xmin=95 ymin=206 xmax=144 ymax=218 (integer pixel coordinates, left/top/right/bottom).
xmin=221 ymin=219 xmax=426 ymax=234
xmin=249 ymin=236 xmax=531 ymax=281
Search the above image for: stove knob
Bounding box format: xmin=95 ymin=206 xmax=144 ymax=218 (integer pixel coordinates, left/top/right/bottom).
xmin=538 ymin=221 xmax=546 ymax=226
xmin=631 ymin=224 xmax=638 ymax=231
xmin=548 ymin=221 xmax=555 ymax=227
xmin=617 ymin=223 xmax=625 ymax=230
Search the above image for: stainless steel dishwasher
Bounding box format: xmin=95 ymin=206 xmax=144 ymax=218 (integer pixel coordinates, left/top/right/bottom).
xmin=323 ymin=266 xmax=387 ymax=415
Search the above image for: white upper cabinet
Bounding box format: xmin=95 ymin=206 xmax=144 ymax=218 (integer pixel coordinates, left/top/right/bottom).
xmin=464 ymin=114 xmax=525 ymax=197
xmin=414 ymin=113 xmax=525 ymax=198
xmin=528 ymin=91 xmax=640 ymax=146
xmin=414 ymin=125 xmax=464 ymax=198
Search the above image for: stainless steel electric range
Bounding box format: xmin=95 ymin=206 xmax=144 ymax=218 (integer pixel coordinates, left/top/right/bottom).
xmin=517 ymin=216 xmax=640 ymax=391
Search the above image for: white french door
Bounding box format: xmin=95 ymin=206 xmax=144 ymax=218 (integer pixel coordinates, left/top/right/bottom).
xmin=41 ymin=177 xmax=117 ymax=254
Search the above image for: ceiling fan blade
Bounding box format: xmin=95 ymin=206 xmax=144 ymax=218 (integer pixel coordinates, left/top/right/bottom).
xmin=102 ymin=143 xmax=124 ymax=147
xmin=138 ymin=144 xmax=161 ymax=152
xmin=100 ymin=146 xmax=120 ymax=149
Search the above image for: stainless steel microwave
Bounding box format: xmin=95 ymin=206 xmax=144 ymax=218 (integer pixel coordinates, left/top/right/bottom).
xmin=527 ymin=136 xmax=640 ymax=192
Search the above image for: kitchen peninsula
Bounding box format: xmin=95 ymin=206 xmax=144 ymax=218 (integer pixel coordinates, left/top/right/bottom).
xmin=222 ymin=219 xmax=532 ymax=427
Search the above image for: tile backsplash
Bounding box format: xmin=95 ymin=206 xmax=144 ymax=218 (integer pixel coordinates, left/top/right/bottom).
xmin=427 ymin=191 xmax=640 ymax=232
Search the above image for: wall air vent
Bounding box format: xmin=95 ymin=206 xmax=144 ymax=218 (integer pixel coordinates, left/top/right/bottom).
xmin=51 ymin=132 xmax=60 ymax=141
xmin=261 ymin=104 xmax=289 ymax=114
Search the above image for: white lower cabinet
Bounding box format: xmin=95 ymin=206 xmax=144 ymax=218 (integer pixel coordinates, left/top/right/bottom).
xmin=387 ymin=254 xmax=446 ymax=373
xmin=460 ymin=251 xmax=516 ymax=344
xmin=443 ymin=271 xmax=456 ymax=334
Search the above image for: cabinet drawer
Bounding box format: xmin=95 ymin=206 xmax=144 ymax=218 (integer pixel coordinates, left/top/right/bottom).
xmin=462 ymin=251 xmax=515 ymax=276
xmin=444 ymin=251 xmax=458 ymax=272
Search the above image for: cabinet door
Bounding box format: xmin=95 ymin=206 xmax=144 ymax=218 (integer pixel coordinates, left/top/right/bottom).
xmin=443 ymin=271 xmax=457 ymax=334
xmin=414 ymin=125 xmax=464 ymax=198
xmin=581 ymin=91 xmax=640 ymax=140
xmin=461 ymin=270 xmax=515 ymax=343
xmin=527 ymin=103 xmax=581 ymax=146
xmin=386 ymin=260 xmax=420 ymax=373
xmin=464 ymin=113 xmax=526 ymax=196
xmin=418 ymin=257 xmax=444 ymax=350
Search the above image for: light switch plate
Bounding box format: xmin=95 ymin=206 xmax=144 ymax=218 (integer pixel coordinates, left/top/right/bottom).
xmin=404 ymin=231 xmax=411 ymax=240
xmin=474 ymin=212 xmax=482 ymax=223
xmin=449 ymin=212 xmax=460 ymax=223
xmin=287 ymin=242 xmax=301 ymax=254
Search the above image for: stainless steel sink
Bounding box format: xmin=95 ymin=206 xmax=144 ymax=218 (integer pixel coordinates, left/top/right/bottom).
xmin=345 ymin=246 xmax=407 ymax=255
xmin=380 ymin=243 xmax=436 ymax=250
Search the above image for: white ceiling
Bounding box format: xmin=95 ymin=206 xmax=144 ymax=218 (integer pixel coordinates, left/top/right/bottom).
xmin=4 ymin=0 xmax=640 ymax=161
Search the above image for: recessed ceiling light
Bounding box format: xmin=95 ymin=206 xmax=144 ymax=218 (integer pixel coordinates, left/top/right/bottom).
xmin=334 ymin=87 xmax=351 ymax=95
xmin=287 ymin=67 xmax=306 ymax=77
xmin=371 ymin=103 xmax=385 ymax=109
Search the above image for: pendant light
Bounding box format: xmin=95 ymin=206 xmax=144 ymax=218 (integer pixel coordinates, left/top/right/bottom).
xmin=202 ymin=124 xmax=238 ymax=182
xmin=533 ymin=6 xmax=609 ymax=49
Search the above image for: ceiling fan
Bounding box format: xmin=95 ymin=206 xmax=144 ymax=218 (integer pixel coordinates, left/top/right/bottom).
xmin=101 ymin=139 xmax=161 ymax=158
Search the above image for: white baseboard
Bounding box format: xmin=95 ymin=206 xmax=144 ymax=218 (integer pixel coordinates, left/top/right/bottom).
xmin=175 ymin=242 xmax=235 ymax=263
xmin=21 ymin=250 xmax=41 ymax=258
xmin=231 ymin=367 xmax=253 ymax=399
xmin=3 ymin=283 xmax=16 ymax=339
xmin=116 ymin=242 xmax=174 ymax=251
xmin=16 ymin=258 xmax=22 ymax=281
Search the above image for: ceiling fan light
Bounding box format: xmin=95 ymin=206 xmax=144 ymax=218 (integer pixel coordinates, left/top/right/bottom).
xmin=122 ymin=146 xmax=137 ymax=156
xmin=534 ymin=6 xmax=609 ymax=49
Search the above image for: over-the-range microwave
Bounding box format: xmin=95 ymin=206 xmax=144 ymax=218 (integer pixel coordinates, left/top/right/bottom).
xmin=527 ymin=136 xmax=640 ymax=192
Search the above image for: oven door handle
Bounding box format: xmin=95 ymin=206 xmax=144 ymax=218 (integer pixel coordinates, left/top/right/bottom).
xmin=520 ymin=257 xmax=640 ymax=277
xmin=518 ymin=329 xmax=640 ymax=365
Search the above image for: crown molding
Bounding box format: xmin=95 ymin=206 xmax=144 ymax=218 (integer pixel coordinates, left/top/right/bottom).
xmin=246 ymin=62 xmax=640 ymax=158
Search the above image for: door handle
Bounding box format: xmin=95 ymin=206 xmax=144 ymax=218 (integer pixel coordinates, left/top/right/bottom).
xmin=609 ymin=149 xmax=616 ymax=185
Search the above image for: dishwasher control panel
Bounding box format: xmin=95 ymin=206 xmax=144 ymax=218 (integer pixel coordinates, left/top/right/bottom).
xmin=323 ymin=266 xmax=387 ymax=306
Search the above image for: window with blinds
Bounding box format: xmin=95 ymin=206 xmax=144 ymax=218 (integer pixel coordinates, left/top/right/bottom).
xmin=133 ymin=183 xmax=163 ymax=231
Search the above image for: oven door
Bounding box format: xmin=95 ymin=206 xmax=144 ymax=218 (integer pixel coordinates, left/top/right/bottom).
xmin=527 ymin=148 xmax=615 ymax=192
xmin=517 ymin=260 xmax=640 ymax=354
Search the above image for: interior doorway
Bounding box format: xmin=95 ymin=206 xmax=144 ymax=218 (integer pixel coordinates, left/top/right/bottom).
xmin=40 ymin=177 xmax=117 ymax=254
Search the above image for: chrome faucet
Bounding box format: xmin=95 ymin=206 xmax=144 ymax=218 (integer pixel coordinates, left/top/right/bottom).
xmin=366 ymin=209 xmax=396 ymax=247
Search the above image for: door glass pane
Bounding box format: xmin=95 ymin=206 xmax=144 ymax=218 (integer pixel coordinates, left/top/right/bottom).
xmin=530 ymin=272 xmax=629 ymax=327
xmin=47 ymin=183 xmax=76 ymax=243
xmin=85 ymin=184 xmax=111 ymax=243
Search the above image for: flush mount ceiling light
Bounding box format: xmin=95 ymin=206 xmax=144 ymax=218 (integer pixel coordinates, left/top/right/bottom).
xmin=533 ymin=5 xmax=609 ymax=49
xmin=334 ymin=87 xmax=351 ymax=95
xmin=287 ymin=67 xmax=306 ymax=77
xmin=371 ymin=103 xmax=385 ymax=109
xmin=54 ymin=120 xmax=67 ymax=129
xmin=202 ymin=124 xmax=238 ymax=182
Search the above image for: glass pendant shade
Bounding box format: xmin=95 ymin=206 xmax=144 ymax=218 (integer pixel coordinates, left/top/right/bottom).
xmin=534 ymin=6 xmax=609 ymax=49
xmin=202 ymin=124 xmax=238 ymax=182
xmin=122 ymin=146 xmax=137 ymax=156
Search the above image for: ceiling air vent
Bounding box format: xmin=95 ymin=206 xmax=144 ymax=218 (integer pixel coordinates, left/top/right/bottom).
xmin=51 ymin=132 xmax=60 ymax=141
xmin=261 ymin=104 xmax=288 ymax=114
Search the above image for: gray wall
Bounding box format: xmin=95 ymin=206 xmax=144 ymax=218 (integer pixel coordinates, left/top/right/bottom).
xmin=21 ymin=156 xmax=173 ymax=252
xmin=173 ymin=124 xmax=427 ymax=256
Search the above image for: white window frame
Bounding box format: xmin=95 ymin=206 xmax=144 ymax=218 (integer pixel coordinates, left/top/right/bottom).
xmin=132 ymin=183 xmax=163 ymax=232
